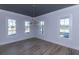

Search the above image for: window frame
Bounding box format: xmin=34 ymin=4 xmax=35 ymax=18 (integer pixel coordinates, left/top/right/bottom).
xmin=25 ymin=21 xmax=30 ymax=33
xmin=39 ymin=21 xmax=44 ymax=34
xmin=8 ymin=19 xmax=16 ymax=35
xmin=59 ymin=14 xmax=72 ymax=39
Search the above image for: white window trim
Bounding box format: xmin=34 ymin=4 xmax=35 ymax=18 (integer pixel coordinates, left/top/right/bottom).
xmin=8 ymin=19 xmax=16 ymax=35
xmin=25 ymin=21 xmax=30 ymax=33
xmin=58 ymin=14 xmax=72 ymax=39
xmin=39 ymin=21 xmax=44 ymax=34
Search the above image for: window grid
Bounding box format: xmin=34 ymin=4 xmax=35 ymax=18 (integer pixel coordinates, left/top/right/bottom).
xmin=25 ymin=21 xmax=30 ymax=33
xmin=8 ymin=19 xmax=16 ymax=35
xmin=40 ymin=21 xmax=44 ymax=34
xmin=60 ymin=18 xmax=70 ymax=38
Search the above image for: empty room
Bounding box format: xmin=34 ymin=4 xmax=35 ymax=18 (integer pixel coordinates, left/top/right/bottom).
xmin=0 ymin=4 xmax=79 ymax=55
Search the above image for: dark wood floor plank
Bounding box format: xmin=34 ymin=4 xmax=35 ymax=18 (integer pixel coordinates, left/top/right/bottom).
xmin=0 ymin=38 xmax=79 ymax=55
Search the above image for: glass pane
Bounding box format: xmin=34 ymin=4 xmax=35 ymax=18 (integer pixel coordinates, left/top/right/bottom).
xmin=8 ymin=20 xmax=13 ymax=26
xmin=12 ymin=31 xmax=16 ymax=34
xmin=8 ymin=27 xmax=11 ymax=30
xmin=60 ymin=19 xmax=65 ymax=25
xmin=40 ymin=21 xmax=44 ymax=26
xmin=65 ymin=18 xmax=69 ymax=25
xmin=8 ymin=31 xmax=12 ymax=35
xmin=12 ymin=20 xmax=16 ymax=26
xmin=25 ymin=21 xmax=30 ymax=26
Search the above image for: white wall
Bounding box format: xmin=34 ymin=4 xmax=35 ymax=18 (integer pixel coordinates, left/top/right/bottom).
xmin=0 ymin=9 xmax=34 ymax=45
xmin=35 ymin=5 xmax=79 ymax=50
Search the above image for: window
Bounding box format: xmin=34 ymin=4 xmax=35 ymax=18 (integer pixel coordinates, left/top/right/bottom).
xmin=25 ymin=21 xmax=30 ymax=33
xmin=60 ymin=18 xmax=70 ymax=38
xmin=39 ymin=21 xmax=44 ymax=34
xmin=8 ymin=19 xmax=16 ymax=35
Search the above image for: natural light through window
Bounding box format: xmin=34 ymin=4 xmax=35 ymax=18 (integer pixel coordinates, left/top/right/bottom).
xmin=8 ymin=19 xmax=16 ymax=35
xmin=60 ymin=18 xmax=70 ymax=38
xmin=40 ymin=21 xmax=44 ymax=34
xmin=25 ymin=21 xmax=30 ymax=33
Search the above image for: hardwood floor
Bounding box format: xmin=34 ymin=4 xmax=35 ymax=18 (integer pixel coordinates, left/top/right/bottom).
xmin=0 ymin=38 xmax=79 ymax=55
